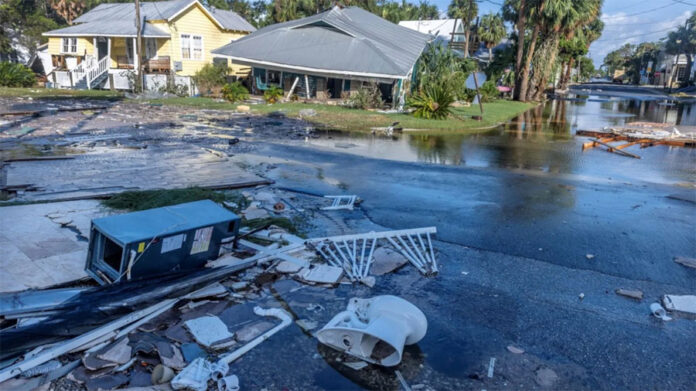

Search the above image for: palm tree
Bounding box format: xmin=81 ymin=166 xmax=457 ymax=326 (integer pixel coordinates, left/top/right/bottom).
xmin=517 ymin=0 xmax=546 ymax=102
xmin=528 ymin=0 xmax=602 ymax=101
xmin=478 ymin=13 xmax=506 ymax=63
xmin=502 ymin=0 xmax=526 ymax=100
xmin=448 ymin=0 xmax=478 ymax=57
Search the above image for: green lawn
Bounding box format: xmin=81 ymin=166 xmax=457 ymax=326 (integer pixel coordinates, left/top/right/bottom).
xmin=0 ymin=87 xmax=536 ymax=132
xmin=0 ymin=87 xmax=123 ymax=99
xmin=145 ymin=97 xmax=536 ymax=132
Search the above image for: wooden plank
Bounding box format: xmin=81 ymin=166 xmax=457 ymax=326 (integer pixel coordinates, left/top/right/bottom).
xmin=591 ymin=139 xmax=641 ymax=159
xmin=614 ymin=139 xmax=652 ymax=150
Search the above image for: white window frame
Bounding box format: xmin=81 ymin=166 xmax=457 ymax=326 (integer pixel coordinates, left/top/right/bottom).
xmin=180 ymin=34 xmax=203 ymax=61
xmin=62 ymin=37 xmax=78 ymax=54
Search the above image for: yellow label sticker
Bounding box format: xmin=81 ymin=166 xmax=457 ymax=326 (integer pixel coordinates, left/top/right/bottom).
xmin=137 ymin=242 xmax=145 ymax=253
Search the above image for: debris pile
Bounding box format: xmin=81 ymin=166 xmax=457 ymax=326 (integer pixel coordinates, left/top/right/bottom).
xmin=578 ymin=121 xmax=696 ymax=158
xmin=0 ymin=187 xmax=440 ymax=390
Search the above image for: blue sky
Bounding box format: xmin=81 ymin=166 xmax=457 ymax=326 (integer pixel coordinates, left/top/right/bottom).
xmin=425 ymin=0 xmax=695 ymax=67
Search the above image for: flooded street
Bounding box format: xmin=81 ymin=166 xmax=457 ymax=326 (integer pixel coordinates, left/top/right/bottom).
xmin=243 ymin=95 xmax=696 ymax=389
xmin=304 ymin=97 xmax=696 ymax=185
xmin=1 ymin=92 xmax=694 ymax=390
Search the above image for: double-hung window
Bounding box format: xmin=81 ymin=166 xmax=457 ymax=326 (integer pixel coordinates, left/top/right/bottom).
xmin=181 ymin=34 xmax=203 ymax=60
xmin=62 ymin=38 xmax=77 ymax=54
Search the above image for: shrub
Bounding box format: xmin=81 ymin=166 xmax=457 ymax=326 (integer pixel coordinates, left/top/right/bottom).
xmin=408 ymin=83 xmax=455 ymax=120
xmin=192 ymin=63 xmax=229 ymax=95
xmin=478 ymin=81 xmax=500 ymax=102
xmin=263 ymin=86 xmax=283 ymax=103
xmin=0 ymin=62 xmax=35 ymax=87
xmin=221 ymin=82 xmax=249 ymax=103
xmin=346 ymin=83 xmax=383 ymax=109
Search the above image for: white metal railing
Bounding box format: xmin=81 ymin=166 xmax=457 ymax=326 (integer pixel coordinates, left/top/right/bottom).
xmin=85 ymin=57 xmax=110 ymax=89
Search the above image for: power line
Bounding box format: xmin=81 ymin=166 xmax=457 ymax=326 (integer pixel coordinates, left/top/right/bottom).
xmin=593 ymin=26 xmax=677 ymax=42
xmin=601 ymin=2 xmax=679 ymax=20
xmin=673 ymin=0 xmax=696 ymax=6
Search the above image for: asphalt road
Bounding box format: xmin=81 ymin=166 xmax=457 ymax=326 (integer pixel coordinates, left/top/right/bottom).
xmin=237 ymin=140 xmax=696 ymax=390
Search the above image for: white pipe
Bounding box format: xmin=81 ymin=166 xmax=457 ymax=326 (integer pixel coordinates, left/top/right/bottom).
xmin=218 ymin=307 xmax=292 ymax=365
xmin=0 ymin=298 xmax=176 ymax=382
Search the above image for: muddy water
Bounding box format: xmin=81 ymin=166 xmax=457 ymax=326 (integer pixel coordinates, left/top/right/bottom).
xmin=308 ymin=98 xmax=696 ymax=185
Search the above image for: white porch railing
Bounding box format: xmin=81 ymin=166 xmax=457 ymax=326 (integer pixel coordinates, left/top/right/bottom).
xmin=69 ymin=56 xmax=109 ymax=89
xmin=85 ymin=57 xmax=110 ymax=89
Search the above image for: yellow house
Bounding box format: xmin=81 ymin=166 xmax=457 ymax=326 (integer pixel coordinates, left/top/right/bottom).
xmin=42 ymin=0 xmax=255 ymax=90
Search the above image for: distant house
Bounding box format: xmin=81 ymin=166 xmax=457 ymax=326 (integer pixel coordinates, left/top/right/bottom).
xmin=398 ymin=19 xmax=465 ymax=46
xmin=42 ymin=0 xmax=255 ymax=90
xmin=212 ymin=6 xmax=431 ymax=103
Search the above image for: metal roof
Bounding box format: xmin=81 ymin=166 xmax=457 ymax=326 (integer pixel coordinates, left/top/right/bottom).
xmin=92 ymin=200 xmax=238 ymax=245
xmin=44 ymin=0 xmax=255 ymax=37
xmin=212 ymin=6 xmax=432 ymax=79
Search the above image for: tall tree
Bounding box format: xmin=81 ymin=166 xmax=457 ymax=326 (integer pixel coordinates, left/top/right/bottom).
xmin=517 ymin=0 xmax=546 ymax=102
xmin=478 ymin=13 xmax=506 ymax=63
xmin=448 ymin=0 xmax=478 ymax=58
xmin=502 ymin=0 xmax=526 ymax=100
xmin=48 ymin=0 xmax=86 ymax=25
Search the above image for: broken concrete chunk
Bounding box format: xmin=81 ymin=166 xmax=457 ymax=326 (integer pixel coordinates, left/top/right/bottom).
xmin=242 ymin=203 xmax=270 ymax=220
xmin=370 ymin=247 xmax=408 ymax=276
xmin=96 ymin=337 xmax=132 ymax=365
xmin=615 ymin=289 xmax=643 ymax=301
xmin=535 ymin=367 xmax=559 ymax=387
xmin=184 ymin=316 xmax=235 ymax=348
xmin=300 ymin=265 xmax=343 ymax=284
xmin=276 ymin=260 xmax=303 ymax=274
xmin=674 ymin=256 xmax=696 ymax=269
xmin=235 ymin=320 xmax=275 ymax=343
xmin=662 ymin=295 xmax=696 ymax=315
xmin=295 ymin=319 xmax=318 ymax=331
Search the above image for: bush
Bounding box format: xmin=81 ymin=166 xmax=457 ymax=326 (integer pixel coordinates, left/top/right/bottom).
xmin=192 ymin=63 xmax=228 ymax=95
xmin=346 ymin=83 xmax=383 ymax=109
xmin=460 ymin=81 xmax=500 ymax=103
xmin=263 ymin=86 xmax=283 ymax=103
xmin=478 ymin=81 xmax=500 ymax=102
xmin=221 ymin=82 xmax=249 ymax=103
xmin=408 ymin=83 xmax=455 ymax=120
xmin=0 ymin=62 xmax=35 ymax=87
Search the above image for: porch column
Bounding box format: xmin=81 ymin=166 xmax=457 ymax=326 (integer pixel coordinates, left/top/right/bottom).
xmin=304 ymin=74 xmax=310 ymax=98
xmin=93 ymin=38 xmax=97 ymax=59
xmin=133 ymin=38 xmax=139 ymax=74
xmin=107 ymin=38 xmax=111 ymax=63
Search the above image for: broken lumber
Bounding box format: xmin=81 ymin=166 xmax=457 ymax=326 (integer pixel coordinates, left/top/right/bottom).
xmin=591 ymin=139 xmax=641 ymax=159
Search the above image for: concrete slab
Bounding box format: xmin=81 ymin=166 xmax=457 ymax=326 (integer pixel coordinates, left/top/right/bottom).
xmin=5 ymin=145 xmax=270 ymax=202
xmin=0 ymin=200 xmax=106 ymax=292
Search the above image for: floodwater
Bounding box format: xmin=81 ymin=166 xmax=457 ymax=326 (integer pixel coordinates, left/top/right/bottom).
xmin=307 ymin=97 xmax=696 ymax=185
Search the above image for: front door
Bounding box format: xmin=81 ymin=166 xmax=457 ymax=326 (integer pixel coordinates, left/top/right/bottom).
xmin=145 ymin=38 xmax=157 ymax=60
xmin=96 ymin=37 xmax=108 ymax=60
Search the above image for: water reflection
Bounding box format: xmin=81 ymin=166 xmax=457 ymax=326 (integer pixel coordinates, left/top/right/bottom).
xmin=310 ymin=97 xmax=696 ymax=185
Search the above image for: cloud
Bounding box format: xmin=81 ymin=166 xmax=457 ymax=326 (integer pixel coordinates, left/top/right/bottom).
xmin=589 ymin=10 xmax=691 ymax=68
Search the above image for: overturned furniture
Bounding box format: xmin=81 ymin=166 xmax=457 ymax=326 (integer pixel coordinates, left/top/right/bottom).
xmin=86 ymin=200 xmax=240 ymax=284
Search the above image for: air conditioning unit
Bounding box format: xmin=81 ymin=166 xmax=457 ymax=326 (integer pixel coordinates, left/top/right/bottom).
xmin=173 ymin=61 xmax=183 ymax=71
xmin=85 ymin=200 xmax=240 ymax=285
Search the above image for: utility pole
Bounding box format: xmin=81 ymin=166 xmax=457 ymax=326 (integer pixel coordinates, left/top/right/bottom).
xmin=134 ymin=0 xmax=143 ymax=92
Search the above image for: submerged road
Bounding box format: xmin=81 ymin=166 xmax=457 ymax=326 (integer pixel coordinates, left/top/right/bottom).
xmin=238 ymin=139 xmax=696 ymax=390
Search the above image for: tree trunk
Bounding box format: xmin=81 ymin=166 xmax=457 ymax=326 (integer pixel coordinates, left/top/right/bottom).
xmin=463 ymin=0 xmax=474 ymax=58
xmin=561 ymin=57 xmax=574 ymax=90
xmin=532 ymin=34 xmax=559 ymax=101
xmin=513 ymin=0 xmax=526 ymax=101
xmin=518 ymin=24 xmax=540 ymax=102
xmin=488 ymin=47 xmax=493 ymax=63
